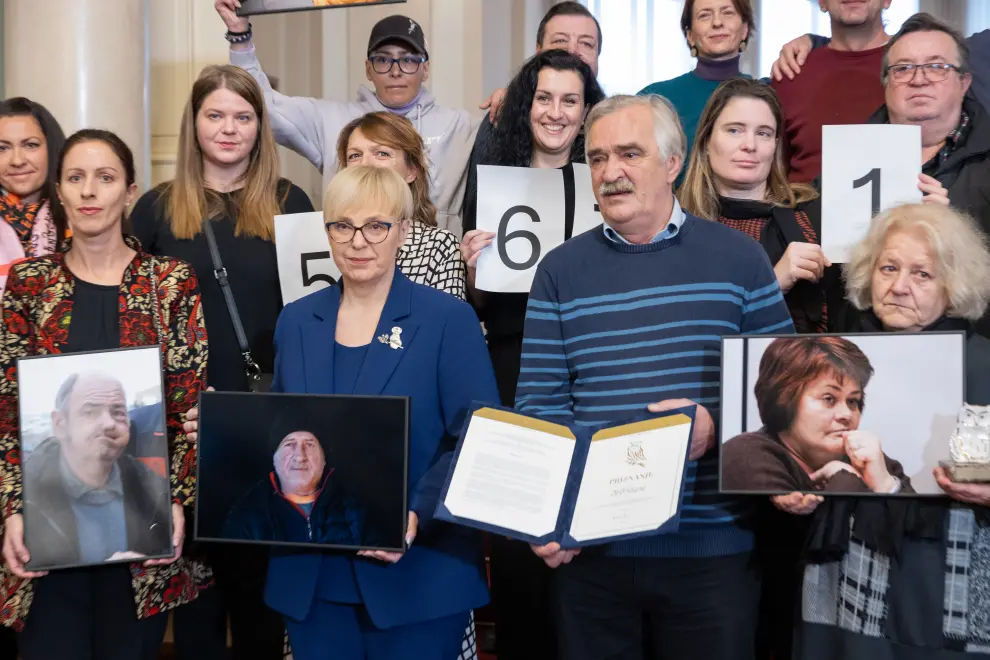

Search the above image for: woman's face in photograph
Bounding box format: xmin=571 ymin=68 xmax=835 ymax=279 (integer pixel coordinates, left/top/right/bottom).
xmin=783 ymin=372 xmax=864 ymax=470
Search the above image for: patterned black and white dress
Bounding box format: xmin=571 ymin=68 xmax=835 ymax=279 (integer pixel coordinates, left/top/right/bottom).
xmin=396 ymin=222 xmax=466 ymax=301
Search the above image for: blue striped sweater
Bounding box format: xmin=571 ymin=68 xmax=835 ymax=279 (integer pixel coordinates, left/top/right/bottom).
xmin=515 ymin=213 xmax=794 ymax=558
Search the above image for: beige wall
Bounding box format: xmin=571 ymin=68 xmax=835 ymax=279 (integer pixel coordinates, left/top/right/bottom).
xmin=149 ymin=1 xmax=229 ymax=186
xmin=5 ymin=0 xmax=152 ymax=189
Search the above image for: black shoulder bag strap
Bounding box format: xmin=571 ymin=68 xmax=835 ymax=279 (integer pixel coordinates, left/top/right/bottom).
xmin=201 ymin=219 xmax=267 ymax=391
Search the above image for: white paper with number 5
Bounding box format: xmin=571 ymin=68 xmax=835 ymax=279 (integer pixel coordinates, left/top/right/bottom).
xmin=821 ymin=124 xmax=922 ymax=263
xmin=274 ymin=212 xmax=342 ymax=305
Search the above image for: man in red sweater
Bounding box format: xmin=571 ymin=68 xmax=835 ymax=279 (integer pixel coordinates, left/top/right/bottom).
xmin=772 ymin=0 xmax=892 ymax=183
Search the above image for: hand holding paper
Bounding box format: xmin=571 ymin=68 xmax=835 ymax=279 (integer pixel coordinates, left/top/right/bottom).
xmin=531 ymin=542 xmax=581 ymax=568
xmin=821 ymin=124 xmax=923 ymax=263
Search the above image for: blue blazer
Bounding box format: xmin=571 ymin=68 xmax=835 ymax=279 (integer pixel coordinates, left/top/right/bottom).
xmin=264 ymin=270 xmax=499 ymax=629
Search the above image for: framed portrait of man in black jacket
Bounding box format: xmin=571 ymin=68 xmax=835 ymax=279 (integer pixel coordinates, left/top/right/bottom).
xmin=17 ymin=346 xmax=173 ymax=571
xmin=194 ymin=391 xmax=408 ymax=552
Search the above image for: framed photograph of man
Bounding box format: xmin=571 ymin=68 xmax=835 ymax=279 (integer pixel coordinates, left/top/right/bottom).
xmin=236 ymin=0 xmax=406 ymax=17
xmin=17 ymin=346 xmax=173 ymax=571
xmin=719 ymin=333 xmax=966 ymax=496
xmin=194 ymin=391 xmax=409 ymax=552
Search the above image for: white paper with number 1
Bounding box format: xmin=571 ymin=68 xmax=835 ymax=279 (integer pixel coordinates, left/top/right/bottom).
xmin=274 ymin=212 xmax=342 ymax=305
xmin=821 ymin=124 xmax=922 ymax=264
xmin=475 ymin=164 xmax=603 ymax=293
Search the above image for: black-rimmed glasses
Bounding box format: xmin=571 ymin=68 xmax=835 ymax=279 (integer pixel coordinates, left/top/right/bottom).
xmin=369 ymin=54 xmax=425 ymax=75
xmin=325 ymin=220 xmax=394 ymax=244
xmin=885 ymin=62 xmax=964 ymax=83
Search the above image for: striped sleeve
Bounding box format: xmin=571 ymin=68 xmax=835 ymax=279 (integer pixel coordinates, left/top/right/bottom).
xmin=740 ymin=251 xmax=794 ymax=336
xmin=514 ymin=265 xmax=575 ymax=426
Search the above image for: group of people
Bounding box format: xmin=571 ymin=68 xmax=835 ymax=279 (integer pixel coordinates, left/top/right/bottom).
xmin=0 ymin=0 xmax=988 ymax=659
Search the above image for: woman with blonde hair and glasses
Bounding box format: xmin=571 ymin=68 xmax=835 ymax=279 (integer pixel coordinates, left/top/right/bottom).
xmin=131 ymin=64 xmax=313 ymax=660
xmin=335 ymin=111 xmax=465 ymax=300
xmin=184 ymin=164 xmax=499 ymax=660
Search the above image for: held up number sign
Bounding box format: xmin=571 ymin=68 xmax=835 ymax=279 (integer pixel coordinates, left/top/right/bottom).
xmin=274 ymin=212 xmax=341 ymax=305
xmin=475 ymin=164 xmax=604 ymax=293
xmin=820 ymin=124 xmax=922 ymax=263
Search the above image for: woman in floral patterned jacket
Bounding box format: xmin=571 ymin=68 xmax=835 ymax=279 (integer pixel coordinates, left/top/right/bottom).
xmin=0 ymin=129 xmax=211 ymax=660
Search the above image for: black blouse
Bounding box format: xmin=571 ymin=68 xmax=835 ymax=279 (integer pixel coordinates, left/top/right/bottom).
xmin=130 ymin=180 xmax=313 ymax=391
xmin=66 ymin=278 xmax=121 ymax=353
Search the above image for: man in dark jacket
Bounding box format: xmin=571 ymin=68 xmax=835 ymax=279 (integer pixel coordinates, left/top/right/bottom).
xmin=867 ymin=13 xmax=990 ymax=334
xmin=22 ymin=372 xmax=171 ymax=570
xmin=223 ymin=423 xmax=366 ymax=547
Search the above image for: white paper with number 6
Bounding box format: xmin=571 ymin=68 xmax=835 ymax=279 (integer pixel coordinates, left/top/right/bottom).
xmin=274 ymin=211 xmax=342 ymax=305
xmin=821 ymin=124 xmax=922 ymax=263
xmin=475 ymin=165 xmax=602 ymax=293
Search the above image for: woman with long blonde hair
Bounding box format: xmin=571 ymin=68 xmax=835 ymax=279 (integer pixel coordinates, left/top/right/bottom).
xmin=130 ymin=64 xmax=313 ymax=660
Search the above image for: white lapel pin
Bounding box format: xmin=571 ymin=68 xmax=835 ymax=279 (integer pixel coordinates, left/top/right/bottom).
xmin=378 ymin=326 xmax=403 ymax=350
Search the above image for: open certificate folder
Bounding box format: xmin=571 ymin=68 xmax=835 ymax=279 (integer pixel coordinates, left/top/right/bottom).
xmin=435 ymin=405 xmax=695 ymax=548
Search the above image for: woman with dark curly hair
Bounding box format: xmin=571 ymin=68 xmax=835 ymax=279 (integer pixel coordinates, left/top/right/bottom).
xmin=458 ymin=48 xmax=603 ymax=660
xmin=460 ymin=48 xmax=604 ymax=405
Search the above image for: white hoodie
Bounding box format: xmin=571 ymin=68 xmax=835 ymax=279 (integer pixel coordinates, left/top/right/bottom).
xmin=231 ymin=46 xmax=477 ymax=237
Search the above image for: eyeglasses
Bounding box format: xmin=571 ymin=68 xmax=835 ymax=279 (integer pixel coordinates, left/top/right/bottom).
xmin=325 ymin=220 xmax=394 ymax=244
xmin=885 ymin=62 xmax=964 ymax=84
xmin=369 ymin=54 xmax=425 ymax=75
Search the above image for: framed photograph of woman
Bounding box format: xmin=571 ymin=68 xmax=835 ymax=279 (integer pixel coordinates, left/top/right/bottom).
xmin=17 ymin=346 xmax=173 ymax=571
xmin=719 ymin=333 xmax=966 ymax=496
xmin=194 ymin=391 xmax=409 ymax=551
xmin=236 ymin=0 xmax=406 ymax=17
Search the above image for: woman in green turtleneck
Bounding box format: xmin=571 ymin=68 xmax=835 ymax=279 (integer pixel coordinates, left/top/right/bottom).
xmin=638 ymin=0 xmax=754 ymax=185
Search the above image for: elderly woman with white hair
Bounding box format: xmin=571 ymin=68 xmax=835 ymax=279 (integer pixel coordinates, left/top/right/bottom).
xmin=774 ymin=203 xmax=990 ymax=660
xmin=186 ymin=164 xmax=499 ymax=660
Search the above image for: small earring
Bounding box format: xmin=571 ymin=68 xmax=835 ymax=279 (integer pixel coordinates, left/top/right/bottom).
xmin=739 ymin=40 xmax=748 ymax=54
xmin=690 ymin=45 xmax=699 ymax=58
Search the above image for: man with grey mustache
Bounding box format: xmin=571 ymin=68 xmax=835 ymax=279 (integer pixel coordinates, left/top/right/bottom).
xmin=514 ymin=94 xmax=794 ymax=660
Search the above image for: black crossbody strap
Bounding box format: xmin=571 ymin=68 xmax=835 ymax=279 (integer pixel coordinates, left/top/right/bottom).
xmin=201 ymin=220 xmax=261 ymax=383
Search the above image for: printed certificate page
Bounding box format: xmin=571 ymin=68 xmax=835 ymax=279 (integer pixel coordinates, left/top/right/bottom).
xmin=442 ymin=408 xmax=575 ymax=538
xmin=568 ymin=414 xmax=692 ymax=544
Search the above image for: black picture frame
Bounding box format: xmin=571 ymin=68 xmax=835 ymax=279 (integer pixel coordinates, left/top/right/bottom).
xmin=236 ymin=0 xmax=407 ymax=17
xmin=717 ymin=331 xmax=967 ymax=497
xmin=193 ymin=391 xmax=410 ymax=552
xmin=17 ymin=345 xmax=174 ymax=571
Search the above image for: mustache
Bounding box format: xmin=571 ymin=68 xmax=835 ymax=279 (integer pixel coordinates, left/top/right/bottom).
xmin=598 ymin=179 xmax=635 ymax=196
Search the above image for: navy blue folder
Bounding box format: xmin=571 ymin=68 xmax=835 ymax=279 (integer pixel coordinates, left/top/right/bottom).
xmin=435 ymin=402 xmax=697 ymax=549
